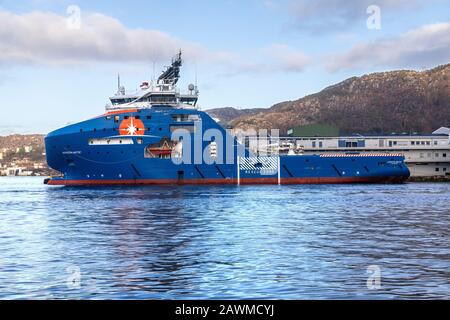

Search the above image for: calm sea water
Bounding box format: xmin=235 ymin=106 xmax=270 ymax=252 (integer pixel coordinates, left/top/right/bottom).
xmin=0 ymin=177 xmax=448 ymax=300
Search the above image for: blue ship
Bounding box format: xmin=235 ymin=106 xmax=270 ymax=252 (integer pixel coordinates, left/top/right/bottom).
xmin=45 ymin=52 xmax=410 ymax=186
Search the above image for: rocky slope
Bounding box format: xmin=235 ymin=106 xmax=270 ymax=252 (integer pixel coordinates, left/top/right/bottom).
xmin=205 ymin=107 xmax=265 ymax=126
xmin=229 ymin=64 xmax=450 ymax=134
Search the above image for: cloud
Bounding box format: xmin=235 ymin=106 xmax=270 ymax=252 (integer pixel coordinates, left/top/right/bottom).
xmin=0 ymin=9 xmax=208 ymax=66
xmin=216 ymin=44 xmax=310 ymax=76
xmin=0 ymin=9 xmax=311 ymax=76
xmin=288 ymin=0 xmax=420 ymax=33
xmin=327 ymin=22 xmax=450 ymax=71
xmin=264 ymin=44 xmax=310 ymax=72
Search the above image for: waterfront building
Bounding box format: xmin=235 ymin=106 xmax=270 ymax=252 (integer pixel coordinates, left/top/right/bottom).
xmin=274 ymin=131 xmax=450 ymax=178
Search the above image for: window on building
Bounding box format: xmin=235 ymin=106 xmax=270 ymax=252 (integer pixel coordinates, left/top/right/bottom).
xmin=434 ymin=141 xmax=438 ymax=145
xmin=426 ymin=141 xmax=430 ymax=145
xmin=436 ymin=168 xmax=440 ymax=172
xmin=312 ymin=141 xmax=316 ymax=148
xmin=319 ymin=141 xmax=323 ymax=148
xmin=421 ymin=141 xmax=425 ymax=145
xmin=411 ymin=141 xmax=415 ymax=145
xmin=444 ymin=168 xmax=447 ymax=172
xmin=444 ymin=153 xmax=447 ymax=158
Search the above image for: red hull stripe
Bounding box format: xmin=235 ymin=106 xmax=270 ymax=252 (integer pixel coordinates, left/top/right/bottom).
xmin=47 ymin=176 xmax=406 ymax=186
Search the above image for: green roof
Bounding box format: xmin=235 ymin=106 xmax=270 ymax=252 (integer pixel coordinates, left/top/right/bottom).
xmin=287 ymin=124 xmax=340 ymax=137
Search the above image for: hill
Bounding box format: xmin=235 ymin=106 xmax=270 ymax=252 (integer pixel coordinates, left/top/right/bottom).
xmin=205 ymin=107 xmax=266 ymax=126
xmin=229 ymin=64 xmax=450 ymax=134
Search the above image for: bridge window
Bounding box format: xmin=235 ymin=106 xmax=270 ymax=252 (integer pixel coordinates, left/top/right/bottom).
xmin=150 ymin=94 xmax=176 ymax=103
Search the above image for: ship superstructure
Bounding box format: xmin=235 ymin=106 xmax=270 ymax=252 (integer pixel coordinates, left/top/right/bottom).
xmin=108 ymin=51 xmax=198 ymax=110
xmin=44 ymin=52 xmax=410 ymax=186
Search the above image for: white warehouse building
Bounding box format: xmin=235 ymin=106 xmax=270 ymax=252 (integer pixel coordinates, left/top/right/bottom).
xmin=278 ymin=128 xmax=450 ymax=179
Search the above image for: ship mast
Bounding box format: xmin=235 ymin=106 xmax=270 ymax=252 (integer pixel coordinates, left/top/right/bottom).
xmin=157 ymin=50 xmax=182 ymax=86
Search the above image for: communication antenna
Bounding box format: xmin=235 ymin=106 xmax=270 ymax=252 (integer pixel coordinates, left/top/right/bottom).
xmin=152 ymin=61 xmax=156 ymax=84
xmin=117 ymin=73 xmax=121 ymax=91
xmin=195 ymin=63 xmax=198 ymax=88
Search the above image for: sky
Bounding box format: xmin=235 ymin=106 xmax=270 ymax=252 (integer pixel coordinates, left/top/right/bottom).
xmin=0 ymin=0 xmax=450 ymax=134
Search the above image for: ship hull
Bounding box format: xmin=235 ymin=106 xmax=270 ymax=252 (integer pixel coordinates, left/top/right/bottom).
xmin=44 ymin=107 xmax=410 ymax=186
